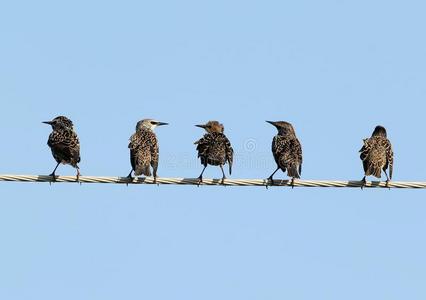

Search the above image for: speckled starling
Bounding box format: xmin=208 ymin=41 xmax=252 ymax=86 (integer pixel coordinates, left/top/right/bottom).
xmin=266 ymin=121 xmax=303 ymax=186
xmin=194 ymin=121 xmax=234 ymax=184
xmin=127 ymin=119 xmax=168 ymax=183
xmin=43 ymin=116 xmax=81 ymax=181
xmin=359 ymin=125 xmax=393 ymax=187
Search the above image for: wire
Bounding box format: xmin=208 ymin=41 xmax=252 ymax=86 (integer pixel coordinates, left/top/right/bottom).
xmin=0 ymin=174 xmax=424 ymax=188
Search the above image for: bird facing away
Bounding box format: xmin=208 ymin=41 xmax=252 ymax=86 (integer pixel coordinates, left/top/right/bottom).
xmin=43 ymin=116 xmax=81 ymax=181
xmin=194 ymin=121 xmax=234 ymax=184
xmin=127 ymin=119 xmax=168 ymax=183
xmin=267 ymin=121 xmax=303 ymax=186
xmin=359 ymin=125 xmax=393 ymax=187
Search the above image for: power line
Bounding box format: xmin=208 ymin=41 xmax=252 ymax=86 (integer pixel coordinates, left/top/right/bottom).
xmin=0 ymin=174 xmax=424 ymax=188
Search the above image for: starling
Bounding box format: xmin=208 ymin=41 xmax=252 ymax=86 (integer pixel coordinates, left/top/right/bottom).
xmin=266 ymin=121 xmax=303 ymax=187
xmin=194 ymin=121 xmax=234 ymax=184
xmin=43 ymin=116 xmax=81 ymax=181
xmin=359 ymin=125 xmax=393 ymax=187
xmin=127 ymin=119 xmax=168 ymax=183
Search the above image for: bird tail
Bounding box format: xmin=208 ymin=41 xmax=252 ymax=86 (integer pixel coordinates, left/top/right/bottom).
xmin=134 ymin=165 xmax=152 ymax=177
xmin=287 ymin=164 xmax=300 ymax=179
xmin=367 ymin=166 xmax=381 ymax=178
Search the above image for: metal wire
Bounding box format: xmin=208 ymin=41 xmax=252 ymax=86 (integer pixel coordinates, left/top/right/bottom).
xmin=0 ymin=174 xmax=425 ymax=188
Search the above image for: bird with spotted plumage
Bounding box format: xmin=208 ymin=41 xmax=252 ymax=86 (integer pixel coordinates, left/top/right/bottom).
xmin=359 ymin=125 xmax=393 ymax=188
xmin=127 ymin=119 xmax=168 ymax=183
xmin=266 ymin=120 xmax=303 ymax=187
xmin=194 ymin=121 xmax=234 ymax=185
xmin=43 ymin=116 xmax=81 ymax=181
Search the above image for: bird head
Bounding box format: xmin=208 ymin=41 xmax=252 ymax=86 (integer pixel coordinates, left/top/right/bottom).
xmin=43 ymin=116 xmax=74 ymax=130
xmin=136 ymin=119 xmax=169 ymax=131
xmin=195 ymin=121 xmax=224 ymax=133
xmin=266 ymin=120 xmax=296 ymax=136
xmin=371 ymin=125 xmax=387 ymax=138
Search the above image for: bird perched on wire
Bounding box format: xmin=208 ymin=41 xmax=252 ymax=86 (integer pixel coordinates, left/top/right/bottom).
xmin=127 ymin=119 xmax=168 ymax=184
xmin=194 ymin=121 xmax=234 ymax=185
xmin=359 ymin=125 xmax=393 ymax=188
xmin=266 ymin=121 xmax=302 ymax=187
xmin=43 ymin=116 xmax=81 ymax=181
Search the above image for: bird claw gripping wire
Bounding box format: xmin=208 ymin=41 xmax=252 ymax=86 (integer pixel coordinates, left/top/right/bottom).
xmin=197 ymin=176 xmax=203 ymax=187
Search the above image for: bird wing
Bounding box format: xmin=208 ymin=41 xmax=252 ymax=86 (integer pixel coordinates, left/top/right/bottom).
xmin=271 ymin=136 xmax=280 ymax=166
xmin=223 ymin=134 xmax=234 ymax=175
xmin=294 ymin=138 xmax=303 ymax=176
xmin=148 ymin=131 xmax=159 ymax=173
xmin=194 ymin=134 xmax=211 ymax=158
xmin=128 ymin=133 xmax=138 ymax=171
xmin=359 ymin=139 xmax=371 ymax=173
xmin=384 ymin=138 xmax=394 ymax=180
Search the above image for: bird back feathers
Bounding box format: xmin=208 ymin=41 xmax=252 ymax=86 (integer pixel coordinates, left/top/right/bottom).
xmin=129 ymin=128 xmax=159 ymax=176
xmin=359 ymin=136 xmax=393 ymax=179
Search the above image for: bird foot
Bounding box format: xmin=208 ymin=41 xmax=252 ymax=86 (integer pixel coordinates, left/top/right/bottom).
xmin=290 ymin=178 xmax=295 ymax=189
xmin=49 ymin=173 xmax=57 ymax=183
xmin=153 ymin=176 xmax=159 ymax=186
xmin=385 ymin=180 xmax=391 ymax=190
xmin=360 ymin=177 xmax=366 ymax=190
xmin=76 ymin=170 xmax=81 ymax=185
xmin=126 ymin=174 xmax=134 ymax=186
xmin=197 ymin=176 xmax=203 ymax=187
xmin=266 ymin=177 xmax=274 ymax=189
xmin=221 ymin=177 xmax=226 ymax=185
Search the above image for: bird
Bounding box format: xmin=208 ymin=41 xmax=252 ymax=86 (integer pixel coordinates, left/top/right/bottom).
xmin=43 ymin=116 xmax=81 ymax=181
xmin=266 ymin=121 xmax=303 ymax=187
xmin=127 ymin=119 xmax=168 ymax=184
xmin=359 ymin=125 xmax=393 ymax=188
xmin=194 ymin=121 xmax=234 ymax=185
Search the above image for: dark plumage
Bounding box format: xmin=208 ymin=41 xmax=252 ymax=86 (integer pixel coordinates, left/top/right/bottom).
xmin=127 ymin=119 xmax=168 ymax=183
xmin=359 ymin=125 xmax=393 ymax=186
xmin=43 ymin=116 xmax=81 ymax=181
xmin=266 ymin=121 xmax=303 ymax=186
xmin=194 ymin=121 xmax=234 ymax=184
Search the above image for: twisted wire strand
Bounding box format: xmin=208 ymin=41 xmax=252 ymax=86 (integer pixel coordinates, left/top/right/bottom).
xmin=0 ymin=174 xmax=425 ymax=188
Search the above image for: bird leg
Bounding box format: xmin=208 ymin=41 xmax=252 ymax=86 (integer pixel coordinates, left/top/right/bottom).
xmin=197 ymin=165 xmax=207 ymax=186
xmin=49 ymin=162 xmax=60 ymax=182
xmin=360 ymin=176 xmax=366 ymax=190
xmin=220 ymin=165 xmax=226 ymax=185
xmin=76 ymin=166 xmax=81 ymax=184
xmin=384 ymin=170 xmax=391 ymax=189
xmin=153 ymin=169 xmax=159 ymax=186
xmin=267 ymin=167 xmax=280 ymax=187
xmin=126 ymin=170 xmax=134 ymax=186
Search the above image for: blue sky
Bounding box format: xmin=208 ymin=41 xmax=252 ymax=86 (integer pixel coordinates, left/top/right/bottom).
xmin=1 ymin=0 xmax=426 ymax=299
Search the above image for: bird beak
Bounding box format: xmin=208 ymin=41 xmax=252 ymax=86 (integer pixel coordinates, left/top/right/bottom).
xmin=266 ymin=120 xmax=276 ymax=126
xmin=157 ymin=122 xmax=169 ymax=126
xmin=42 ymin=121 xmax=53 ymax=125
xmin=195 ymin=124 xmax=206 ymax=129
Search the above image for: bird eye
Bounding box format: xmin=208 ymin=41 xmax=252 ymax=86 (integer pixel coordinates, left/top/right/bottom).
xmin=150 ymin=121 xmax=156 ymax=125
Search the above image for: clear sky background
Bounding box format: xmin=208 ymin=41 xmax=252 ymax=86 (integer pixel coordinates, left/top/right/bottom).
xmin=1 ymin=1 xmax=426 ymax=299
